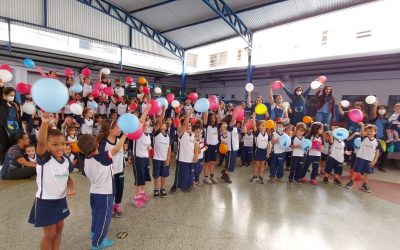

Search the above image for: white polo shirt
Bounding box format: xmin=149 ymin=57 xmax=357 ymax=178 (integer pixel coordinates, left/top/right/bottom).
xmin=356 ymin=137 xmax=378 ymax=161
xmin=84 ymin=151 xmax=113 ymax=194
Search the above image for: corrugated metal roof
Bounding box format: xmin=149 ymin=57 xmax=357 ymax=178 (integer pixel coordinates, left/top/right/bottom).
xmin=111 ymin=0 xmax=165 ymax=12
xmin=0 ymin=0 xmax=43 ymax=25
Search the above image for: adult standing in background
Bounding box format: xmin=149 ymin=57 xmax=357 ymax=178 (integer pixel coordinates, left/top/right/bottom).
xmin=281 ymin=83 xmax=312 ymax=125
xmin=268 ymin=84 xmax=288 ymax=122
xmin=246 ymin=91 xmax=269 ymax=122
xmin=315 ymin=85 xmax=336 ymax=127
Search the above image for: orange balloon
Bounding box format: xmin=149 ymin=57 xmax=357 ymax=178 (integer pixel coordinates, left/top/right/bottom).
xmin=138 ymin=77 xmax=147 ymax=85
xmin=71 ymin=142 xmax=80 ymax=154
xmin=265 ymin=120 xmax=275 ymax=129
xmin=219 ymin=143 xmax=228 ymax=154
xmin=303 ymin=116 xmax=313 ymax=124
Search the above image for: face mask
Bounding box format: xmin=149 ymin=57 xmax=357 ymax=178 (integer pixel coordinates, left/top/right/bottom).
xmin=276 ymin=99 xmax=283 ymax=104
xmin=378 ymin=109 xmax=386 ymax=115
xmin=296 ymin=91 xmax=302 ymax=96
xmin=7 ymin=96 xmax=14 ymax=102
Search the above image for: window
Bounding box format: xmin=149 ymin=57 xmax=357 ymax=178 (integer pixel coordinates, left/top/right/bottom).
xmin=306 ymin=95 xmax=320 ymax=117
xmin=388 ymin=95 xmax=400 ymax=115
xmin=186 ymin=53 xmax=198 ymax=68
xmin=340 ymin=95 xmax=373 ymax=121
xmin=208 ymin=51 xmax=228 ymax=67
xmin=321 ymin=30 xmax=328 ymax=45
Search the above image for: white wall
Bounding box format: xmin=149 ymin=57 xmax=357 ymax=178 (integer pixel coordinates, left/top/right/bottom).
xmin=196 ymin=70 xmax=400 ymax=106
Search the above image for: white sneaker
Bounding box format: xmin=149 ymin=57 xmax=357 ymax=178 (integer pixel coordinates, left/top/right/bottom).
xmin=203 ymin=177 xmax=212 ymax=184
xmin=210 ymin=176 xmax=218 ymax=184
xmin=241 ymin=165 xmax=247 ymax=168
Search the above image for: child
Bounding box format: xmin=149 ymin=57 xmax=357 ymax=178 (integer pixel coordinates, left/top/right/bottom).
xmin=241 ymin=124 xmax=254 ymax=168
xmin=81 ymin=76 xmax=92 ymax=101
xmin=152 ymin=108 xmax=171 ymax=198
xmin=132 ymin=105 xmax=152 ymax=207
xmin=320 ymin=131 xmax=331 ymax=174
xmin=284 ymin=125 xmax=293 ymax=171
xmin=194 ymin=124 xmax=207 ymax=185
xmin=28 ymin=113 xmax=75 ymax=250
xmin=218 ymin=124 xmax=229 ymax=170
xmin=97 ymin=119 xmax=125 ymax=217
xmin=323 ymin=129 xmax=345 ymax=186
xmin=123 ymin=142 xmax=132 ymax=166
xmin=117 ymin=96 xmax=128 ymax=116
xmin=81 ymin=108 xmax=94 ymax=135
xmin=24 ymin=144 xmax=37 ymax=163
xmin=78 ymin=132 xmax=126 ymax=249
xmin=114 ymin=79 xmax=125 ymax=97
xmin=288 ymin=122 xmax=307 ymax=184
xmin=250 ymin=119 xmax=269 ymax=184
xmin=64 ymin=145 xmax=78 ymax=172
xmin=300 ymin=122 xmax=324 ymax=185
xmin=203 ymin=112 xmax=220 ymax=184
xmin=66 ymin=126 xmax=78 ymax=145
xmin=269 ymin=121 xmax=286 ymax=183
xmin=93 ymin=114 xmax=103 ymax=136
xmin=346 ymin=124 xmax=379 ymax=193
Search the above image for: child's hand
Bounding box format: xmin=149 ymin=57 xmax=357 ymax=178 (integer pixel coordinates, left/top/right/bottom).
xmin=41 ymin=113 xmax=52 ymax=123
xmin=358 ymin=122 xmax=364 ymax=126
xmin=369 ymin=160 xmax=376 ymax=167
xmin=66 ymin=187 xmax=76 ymax=198
xmin=145 ymin=104 xmax=152 ymax=112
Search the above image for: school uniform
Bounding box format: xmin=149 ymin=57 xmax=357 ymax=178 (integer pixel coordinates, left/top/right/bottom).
xmin=218 ymin=134 xmax=229 ymax=167
xmin=25 ymin=154 xmax=37 ymax=163
xmin=152 ymin=131 xmax=170 ymax=179
xmin=285 ymin=142 xmax=293 ymax=169
xmin=175 ymin=131 xmax=195 ymax=190
xmin=354 ymin=137 xmax=379 ymax=175
xmin=195 ymin=137 xmax=206 ymax=182
xmin=289 ymin=136 xmax=305 ymax=181
xmin=65 ymin=153 xmax=76 ymax=169
xmin=81 ymin=118 xmax=94 ymax=135
xmin=321 ymin=139 xmax=330 ymax=161
xmin=204 ymin=125 xmax=219 ymax=162
xmin=117 ymin=103 xmax=127 ymax=115
xmin=28 ymin=153 xmax=73 ymax=227
xmin=325 ymin=139 xmax=345 ymax=175
xmin=132 ymin=133 xmax=151 ymax=186
xmin=67 ymin=135 xmax=77 ymax=143
xmin=302 ymin=135 xmax=323 ymax=180
xmin=84 ymin=151 xmax=114 ymax=248
xmin=254 ymin=131 xmax=269 ymax=161
xmin=82 ymin=83 xmax=92 ymax=98
xmin=241 ymin=132 xmax=254 ymax=166
xmin=269 ymin=132 xmax=287 ymax=179
xmin=226 ymin=125 xmax=239 ymax=172
xmin=98 ymin=102 xmax=108 ymax=116
xmin=114 ymin=86 xmax=125 ymax=97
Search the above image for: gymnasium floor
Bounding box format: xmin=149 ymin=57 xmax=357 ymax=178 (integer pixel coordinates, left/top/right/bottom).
xmin=1 ymin=162 xmax=400 ymax=250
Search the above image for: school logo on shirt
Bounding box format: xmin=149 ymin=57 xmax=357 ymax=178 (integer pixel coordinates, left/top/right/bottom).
xmin=55 ymin=172 xmax=69 ymax=178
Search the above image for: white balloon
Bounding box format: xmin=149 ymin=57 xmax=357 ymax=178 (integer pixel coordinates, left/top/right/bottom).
xmin=0 ymin=69 xmax=13 ymax=82
xmin=245 ymin=83 xmax=254 ymax=92
xmin=365 ymin=95 xmax=376 ymax=105
xmin=310 ymin=80 xmax=322 ymax=90
xmin=101 ymin=68 xmax=111 ymax=75
xmin=22 ymin=102 xmax=36 ymax=115
xmin=171 ymin=100 xmax=180 ymax=108
xmin=341 ymin=100 xmax=350 ymax=108
xmin=154 ymin=87 xmax=162 ymax=94
xmin=70 ymin=103 xmax=83 ymax=115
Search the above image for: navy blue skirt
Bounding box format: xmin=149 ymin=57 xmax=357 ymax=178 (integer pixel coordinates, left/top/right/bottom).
xmin=28 ymin=197 xmax=69 ymax=227
xmin=254 ymin=148 xmax=267 ymax=161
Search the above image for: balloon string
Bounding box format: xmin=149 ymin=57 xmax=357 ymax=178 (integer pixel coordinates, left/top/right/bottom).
xmin=36 ymin=66 xmax=48 ymax=78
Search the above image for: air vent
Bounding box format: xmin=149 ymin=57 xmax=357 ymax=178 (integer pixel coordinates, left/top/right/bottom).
xmin=186 ymin=53 xmax=198 ymax=68
xmin=321 ymin=30 xmax=328 ymax=45
xmin=209 ymin=51 xmax=228 ymax=67
xmin=356 ymin=30 xmax=371 ymax=39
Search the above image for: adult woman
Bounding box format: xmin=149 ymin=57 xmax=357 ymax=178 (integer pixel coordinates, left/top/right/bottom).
xmin=370 ymin=101 xmax=389 ymax=172
xmin=0 ymin=86 xmax=22 ymax=164
xmin=1 ymin=132 xmax=36 ymax=180
xmin=282 ymin=84 xmax=312 ymax=125
xmin=268 ymin=84 xmax=288 ymax=122
xmin=246 ymin=91 xmax=269 ymax=121
xmin=315 ymin=85 xmax=335 ymax=126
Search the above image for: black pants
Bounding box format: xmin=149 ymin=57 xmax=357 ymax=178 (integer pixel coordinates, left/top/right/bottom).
xmin=113 ymin=172 xmax=124 ymax=204
xmin=378 ymin=151 xmax=388 ymax=170
xmin=289 ymin=156 xmax=304 ymax=181
xmin=3 ymin=167 xmax=36 ymax=180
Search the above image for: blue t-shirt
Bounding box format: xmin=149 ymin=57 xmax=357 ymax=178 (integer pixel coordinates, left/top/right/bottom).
xmin=7 ymin=104 xmax=20 ymax=132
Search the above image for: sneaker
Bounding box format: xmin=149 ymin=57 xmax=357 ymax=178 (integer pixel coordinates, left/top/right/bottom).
xmin=268 ymin=177 xmax=275 ymax=183
xmin=221 ymin=174 xmax=232 ymax=184
xmin=258 ymin=176 xmax=264 ymax=184
xmin=293 ymin=179 xmax=302 ymax=184
xmin=334 ymin=179 xmax=342 ymax=186
xmin=160 ymin=189 xmax=167 ymax=198
xmin=194 ymin=181 xmax=203 ymax=186
xmin=309 ymin=179 xmax=318 ymax=185
xmin=203 ymin=177 xmax=213 ymax=184
xmin=132 ymin=197 xmax=145 ymax=208
xmin=378 ymin=168 xmax=386 ymax=173
xmin=300 ymin=177 xmax=308 ymax=183
xmin=140 ymin=192 xmax=150 ymax=202
xmin=153 ymin=189 xmax=160 ymax=198
xmin=210 ymin=176 xmax=218 ymax=184
xmin=115 ymin=204 xmax=122 ymax=218
xmin=190 ymin=185 xmax=196 ymax=190
xmin=185 ymin=188 xmax=192 ymax=192
xmin=323 ymin=177 xmax=329 ymax=184
xmin=346 ymin=180 xmax=354 ymax=189
xmin=112 ymin=204 xmax=117 ymax=218
xmin=278 ymin=178 xmax=285 ymax=183
xmin=92 ymin=238 xmax=114 ymax=250
xmin=170 ymin=187 xmax=177 ymax=194
xmin=319 ymin=170 xmax=326 ymax=175
xmin=362 ymin=183 xmax=372 ymax=193
xmin=250 ymin=176 xmax=258 ymax=183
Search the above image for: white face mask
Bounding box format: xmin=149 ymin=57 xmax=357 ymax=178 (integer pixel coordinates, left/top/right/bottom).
xmin=296 ymin=91 xmax=302 ymax=96
xmin=378 ymin=109 xmax=386 ymax=115
xmin=7 ymin=96 xmax=14 ymax=102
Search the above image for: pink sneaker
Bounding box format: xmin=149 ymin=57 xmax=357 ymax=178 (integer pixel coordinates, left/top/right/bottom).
xmin=140 ymin=192 xmax=150 ymax=203
xmin=132 ymin=197 xmax=145 ymax=208
xmin=310 ymin=179 xmax=318 ymax=185
xmin=115 ymin=204 xmax=122 ymax=217
xmin=300 ymin=177 xmax=308 ymax=183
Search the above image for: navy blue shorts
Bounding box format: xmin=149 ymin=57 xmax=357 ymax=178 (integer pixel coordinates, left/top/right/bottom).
xmin=325 ymin=157 xmax=343 ymax=175
xmin=29 ymin=197 xmax=69 ymax=227
xmin=254 ymin=148 xmax=267 ymax=161
xmin=321 ymin=153 xmax=329 ymax=161
xmin=354 ymin=157 xmax=374 ymax=175
xmin=176 ymin=161 xmax=193 ymax=189
xmin=152 ymin=159 xmax=170 ymax=178
xmin=133 ymin=156 xmax=150 ymax=186
xmin=227 ymin=150 xmax=238 ymax=172
xmin=204 ymin=144 xmax=218 ymax=162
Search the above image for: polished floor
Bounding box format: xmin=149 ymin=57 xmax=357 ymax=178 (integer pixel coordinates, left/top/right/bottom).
xmin=1 ymin=162 xmax=400 ymax=250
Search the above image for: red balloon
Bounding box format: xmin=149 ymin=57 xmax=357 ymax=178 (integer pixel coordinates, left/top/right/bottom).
xmin=16 ymin=83 xmax=28 ymax=94
xmin=348 ymin=109 xmax=364 ymax=123
xmin=25 ymin=84 xmax=32 ymax=94
xmin=64 ymin=68 xmax=74 ymax=77
xmin=91 ymin=89 xmax=101 ymax=98
xmin=174 ymin=107 xmax=180 ymax=114
xmin=318 ymin=76 xmax=327 ymax=84
xmin=272 ymin=81 xmax=283 ymax=90
xmin=149 ymin=99 xmax=161 ymax=115
xmin=191 ymin=117 xmax=198 ymax=125
xmin=245 ymin=119 xmax=254 ymax=130
xmin=149 ymin=148 xmax=154 ymax=158
xmin=129 ymin=103 xmax=138 ymax=111
xmin=208 ymin=95 xmax=219 ymax=110
xmin=69 ymin=100 xmax=77 ymax=105
xmin=127 ymin=124 xmax=143 ymax=140
xmin=188 ymin=92 xmax=198 ymax=102
xmin=276 ymin=117 xmax=282 ymax=123
xmin=0 ymin=64 xmax=12 ymax=72
xmin=143 ymin=86 xmax=150 ymax=95
xmin=232 ymin=107 xmax=244 ymax=121
xmin=103 ymin=87 xmax=114 ymax=96
xmin=82 ymin=68 xmax=91 ymax=77
xmin=173 ymin=117 xmax=181 ymax=127
xmin=125 ymin=76 xmax=133 ymax=84
xmin=167 ymin=93 xmax=175 ymax=103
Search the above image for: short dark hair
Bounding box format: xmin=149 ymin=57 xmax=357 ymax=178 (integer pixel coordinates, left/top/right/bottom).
xmin=2 ymin=87 xmax=15 ymax=96
xmin=192 ymin=124 xmax=201 ymax=131
xmin=47 ymin=129 xmax=64 ymax=140
xmin=24 ymin=145 xmax=35 ymax=151
xmin=78 ymin=134 xmax=97 ymax=155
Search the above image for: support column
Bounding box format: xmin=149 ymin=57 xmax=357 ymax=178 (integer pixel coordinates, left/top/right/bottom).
xmin=245 ymin=47 xmax=253 ymax=100
xmin=180 ymin=52 xmax=187 ymax=98
xmin=7 ymin=19 xmax=11 ymax=52
xmin=44 ymin=0 xmax=48 ymax=27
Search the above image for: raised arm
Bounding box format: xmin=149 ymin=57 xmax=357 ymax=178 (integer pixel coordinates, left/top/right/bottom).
xmin=98 ymin=69 xmax=103 ymax=82
xmin=303 ymin=86 xmax=312 ymax=97
xmin=154 ymin=106 xmax=166 ymax=132
xmin=37 ymin=113 xmax=52 ymax=157
xmin=282 ymin=84 xmax=293 ymax=99
xmin=203 ymin=111 xmax=208 ymax=126
xmin=111 ymin=134 xmax=127 ymax=156
xmin=230 ymin=107 xmax=240 ymax=127
xmin=359 ymin=122 xmax=365 ymax=138
xmin=178 ymin=110 xmax=192 ymax=138
xmin=268 ymin=85 xmax=275 ymax=106
xmin=140 ymin=104 xmax=151 ymax=124
xmin=370 ymin=101 xmax=378 ymax=121
xmin=338 ymin=101 xmax=345 ymax=116
xmin=247 ymin=92 xmax=252 ymax=109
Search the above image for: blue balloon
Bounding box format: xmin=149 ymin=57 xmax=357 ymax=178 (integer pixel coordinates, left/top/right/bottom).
xmin=353 ymin=137 xmax=362 ymax=148
xmin=156 ymin=97 xmax=168 ymax=109
xmin=117 ymin=113 xmax=140 ymax=133
xmin=32 ymin=78 xmax=69 ymax=113
xmin=300 ymin=139 xmax=312 ymax=151
xmin=71 ymin=84 xmax=83 ymax=93
xmin=194 ymin=98 xmax=210 ymax=113
xmin=23 ymin=58 xmax=35 ymax=68
xmin=279 ymin=134 xmax=291 ymax=149
xmin=333 ymin=128 xmax=349 ymax=141
xmin=88 ymin=101 xmax=98 ymax=110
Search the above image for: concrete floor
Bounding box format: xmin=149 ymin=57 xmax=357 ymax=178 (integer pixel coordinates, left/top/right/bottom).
xmin=1 ymin=162 xmax=400 ymax=250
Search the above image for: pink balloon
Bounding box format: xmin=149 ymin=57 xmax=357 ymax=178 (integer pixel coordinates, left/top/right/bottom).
xmin=25 ymin=84 xmax=32 ymax=94
xmin=272 ymin=81 xmax=282 ymax=90
xmin=208 ymin=95 xmax=219 ymax=110
xmin=167 ymin=93 xmax=175 ymax=103
xmin=91 ymin=89 xmax=101 ymax=98
xmin=233 ymin=107 xmax=244 ymax=121
xmin=125 ymin=76 xmax=133 ymax=84
xmin=245 ymin=119 xmax=254 ymax=130
xmin=143 ymin=86 xmax=150 ymax=95
xmin=16 ymin=83 xmax=28 ymax=94
xmin=0 ymin=64 xmax=12 ymax=72
xmin=348 ymin=109 xmax=364 ymax=123
xmin=69 ymin=100 xmax=77 ymax=105
xmin=82 ymin=68 xmax=91 ymax=77
xmin=318 ymin=76 xmax=327 ymax=84
xmin=64 ymin=68 xmax=74 ymax=77
xmin=103 ymin=87 xmax=114 ymax=96
xmin=127 ymin=124 xmax=143 ymax=140
xmin=93 ymin=82 xmax=103 ymax=90
xmin=149 ymin=99 xmax=161 ymax=115
xmin=188 ymin=92 xmax=198 ymax=102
